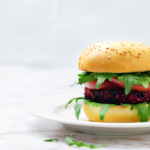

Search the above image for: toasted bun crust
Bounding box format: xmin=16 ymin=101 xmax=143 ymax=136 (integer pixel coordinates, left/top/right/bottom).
xmin=78 ymin=41 xmax=150 ymax=73
xmin=82 ymin=102 xmax=150 ymax=122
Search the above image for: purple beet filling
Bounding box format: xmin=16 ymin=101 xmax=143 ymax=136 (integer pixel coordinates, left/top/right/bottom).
xmin=84 ymin=87 xmax=150 ymax=105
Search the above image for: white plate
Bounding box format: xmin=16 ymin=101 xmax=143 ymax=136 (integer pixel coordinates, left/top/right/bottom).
xmin=24 ymin=94 xmax=150 ymax=135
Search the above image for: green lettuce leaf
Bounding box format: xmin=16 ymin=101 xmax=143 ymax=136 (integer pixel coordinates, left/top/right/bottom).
xmin=70 ymin=81 xmax=78 ymax=87
xmin=139 ymin=73 xmax=149 ymax=88
xmin=78 ymin=74 xmax=95 ymax=84
xmin=78 ymin=72 xmax=92 ymax=78
xmin=118 ymin=73 xmax=150 ymax=95
xmin=148 ymin=102 xmax=150 ymax=113
xmin=44 ymin=139 xmax=58 ymax=142
xmin=65 ymin=134 xmax=107 ymax=148
xmin=99 ymin=104 xmax=116 ymax=121
xmin=94 ymin=73 xmax=119 ymax=89
xmin=65 ymin=97 xmax=83 ymax=109
xmin=71 ymin=71 xmax=150 ymax=95
xmin=120 ymin=103 xmax=131 ymax=107
xmin=131 ymin=102 xmax=149 ymax=122
xmin=74 ymin=99 xmax=86 ymax=120
xmin=85 ymin=100 xmax=102 ymax=107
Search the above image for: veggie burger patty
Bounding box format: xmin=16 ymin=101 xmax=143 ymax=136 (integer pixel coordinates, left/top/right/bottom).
xmin=85 ymin=87 xmax=150 ymax=105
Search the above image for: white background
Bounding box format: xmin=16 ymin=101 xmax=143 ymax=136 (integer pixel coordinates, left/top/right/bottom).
xmin=0 ymin=0 xmax=150 ymax=68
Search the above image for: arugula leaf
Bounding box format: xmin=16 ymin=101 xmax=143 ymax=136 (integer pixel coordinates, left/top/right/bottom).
xmin=65 ymin=135 xmax=107 ymax=149
xmin=78 ymin=74 xmax=95 ymax=84
xmin=118 ymin=73 xmax=150 ymax=95
xmin=74 ymin=99 xmax=86 ymax=120
xmin=147 ymin=102 xmax=150 ymax=116
xmin=96 ymin=75 xmax=106 ymax=89
xmin=44 ymin=139 xmax=58 ymax=142
xmin=131 ymin=102 xmax=149 ymax=122
xmin=118 ymin=74 xmax=137 ymax=95
xmin=70 ymin=81 xmax=78 ymax=87
xmin=78 ymin=72 xmax=92 ymax=78
xmin=94 ymin=73 xmax=119 ymax=89
xmin=120 ymin=103 xmax=131 ymax=107
xmin=124 ymin=75 xmax=134 ymax=95
xmin=65 ymin=97 xmax=83 ymax=109
xmin=99 ymin=104 xmax=116 ymax=121
xmin=85 ymin=100 xmax=102 ymax=107
xmin=139 ymin=74 xmax=149 ymax=88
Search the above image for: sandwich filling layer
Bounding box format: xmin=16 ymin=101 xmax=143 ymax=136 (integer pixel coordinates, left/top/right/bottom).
xmin=85 ymin=87 xmax=150 ymax=105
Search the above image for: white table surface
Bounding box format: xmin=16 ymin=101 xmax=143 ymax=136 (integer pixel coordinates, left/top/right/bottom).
xmin=1 ymin=65 xmax=150 ymax=150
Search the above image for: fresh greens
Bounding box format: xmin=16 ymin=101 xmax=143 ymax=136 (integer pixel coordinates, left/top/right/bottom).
xmin=78 ymin=74 xmax=95 ymax=84
xmin=65 ymin=134 xmax=107 ymax=149
xmin=148 ymin=102 xmax=150 ymax=113
xmin=120 ymin=103 xmax=131 ymax=107
xmin=131 ymin=102 xmax=149 ymax=122
xmin=65 ymin=97 xmax=86 ymax=119
xmin=94 ymin=73 xmax=118 ymax=89
xmin=118 ymin=73 xmax=150 ymax=95
xmin=65 ymin=97 xmax=150 ymax=122
xmin=44 ymin=139 xmax=58 ymax=142
xmin=75 ymin=71 xmax=150 ymax=95
xmin=70 ymin=81 xmax=78 ymax=87
xmin=85 ymin=100 xmax=101 ymax=107
xmin=78 ymin=71 xmax=92 ymax=78
xmin=99 ymin=104 xmax=116 ymax=121
xmin=65 ymin=97 xmax=83 ymax=109
xmin=74 ymin=99 xmax=86 ymax=120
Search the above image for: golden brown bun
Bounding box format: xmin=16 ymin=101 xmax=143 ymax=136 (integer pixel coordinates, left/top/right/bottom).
xmin=78 ymin=41 xmax=150 ymax=73
xmin=82 ymin=102 xmax=150 ymax=122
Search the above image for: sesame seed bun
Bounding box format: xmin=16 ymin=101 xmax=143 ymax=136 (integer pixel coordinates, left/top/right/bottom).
xmin=82 ymin=102 xmax=150 ymax=122
xmin=78 ymin=41 xmax=150 ymax=73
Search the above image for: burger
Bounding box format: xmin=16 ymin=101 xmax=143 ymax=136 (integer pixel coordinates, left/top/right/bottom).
xmin=65 ymin=41 xmax=150 ymax=122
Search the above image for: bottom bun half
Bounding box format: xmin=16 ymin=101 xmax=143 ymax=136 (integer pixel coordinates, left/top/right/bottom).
xmin=82 ymin=102 xmax=150 ymax=123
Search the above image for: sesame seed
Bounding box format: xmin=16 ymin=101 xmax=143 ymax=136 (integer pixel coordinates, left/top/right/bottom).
xmin=110 ymin=48 xmax=114 ymax=51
